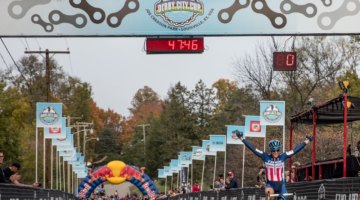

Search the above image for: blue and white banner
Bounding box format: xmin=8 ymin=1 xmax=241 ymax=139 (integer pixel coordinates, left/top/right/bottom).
xmin=158 ymin=169 xmax=166 ymax=179
xmin=164 ymin=166 xmax=172 ymax=177
xmin=170 ymin=159 xmax=181 ymax=172
xmin=192 ymin=146 xmax=205 ymax=161
xmin=209 ymin=135 xmax=226 ymax=152
xmin=36 ymin=102 xmax=62 ymax=128
xmin=57 ymin=145 xmax=74 ymax=152
xmin=244 ymin=115 xmax=266 ymax=138
xmin=179 ymin=152 xmax=192 ymax=166
xmin=52 ymin=127 xmax=73 ymax=146
xmin=202 ymin=140 xmax=216 ymax=156
xmin=59 ymin=148 xmax=76 ymax=157
xmin=260 ymin=101 xmax=285 ymax=126
xmin=44 ymin=117 xmax=66 ymax=139
xmin=226 ymin=125 xmax=244 ymax=145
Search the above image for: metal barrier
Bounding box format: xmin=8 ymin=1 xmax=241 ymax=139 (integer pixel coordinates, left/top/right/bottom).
xmin=161 ymin=177 xmax=360 ymax=200
xmin=0 ymin=183 xmax=77 ymax=199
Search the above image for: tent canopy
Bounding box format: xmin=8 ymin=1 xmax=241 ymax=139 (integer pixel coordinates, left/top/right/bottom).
xmin=290 ymin=95 xmax=360 ymax=124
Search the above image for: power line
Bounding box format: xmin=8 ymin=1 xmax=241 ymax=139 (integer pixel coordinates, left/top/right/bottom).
xmin=0 ymin=38 xmax=20 ymax=69
xmin=0 ymin=51 xmax=10 ymax=70
xmin=64 ymin=38 xmax=74 ymax=75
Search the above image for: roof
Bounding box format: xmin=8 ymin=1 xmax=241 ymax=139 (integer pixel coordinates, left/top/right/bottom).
xmin=290 ymin=95 xmax=360 ymax=124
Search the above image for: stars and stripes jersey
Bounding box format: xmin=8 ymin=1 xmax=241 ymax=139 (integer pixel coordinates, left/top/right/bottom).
xmin=242 ymin=139 xmax=307 ymax=182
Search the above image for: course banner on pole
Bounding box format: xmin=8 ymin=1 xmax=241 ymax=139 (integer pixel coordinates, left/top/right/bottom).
xmin=164 ymin=166 xmax=172 ymax=177
xmin=170 ymin=159 xmax=181 ymax=173
xmin=1 ymin=1 xmax=359 ymax=36
xmin=202 ymin=140 xmax=216 ymax=156
xmin=158 ymin=169 xmax=166 ymax=179
xmin=226 ymin=125 xmax=244 ymax=145
xmin=244 ymin=115 xmax=266 ymax=138
xmin=179 ymin=152 xmax=192 ymax=166
xmin=209 ymin=135 xmax=226 ymax=152
xmin=192 ymin=146 xmax=205 ymax=161
xmin=260 ymin=101 xmax=285 ymax=126
xmin=36 ymin=102 xmax=62 ymax=128
xmin=44 ymin=117 xmax=66 ymax=139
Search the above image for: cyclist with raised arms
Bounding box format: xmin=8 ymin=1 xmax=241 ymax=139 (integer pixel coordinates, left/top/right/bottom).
xmin=235 ymin=131 xmax=313 ymax=200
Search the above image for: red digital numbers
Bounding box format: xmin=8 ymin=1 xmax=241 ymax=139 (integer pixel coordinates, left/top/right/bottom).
xmin=273 ymin=52 xmax=297 ymax=71
xmin=146 ymin=38 xmax=204 ymax=54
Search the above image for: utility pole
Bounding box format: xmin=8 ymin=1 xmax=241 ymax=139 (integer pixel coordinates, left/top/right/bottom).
xmin=25 ymin=49 xmax=69 ymax=189
xmin=25 ymin=49 xmax=70 ymax=102
xmin=137 ymin=124 xmax=150 ymax=166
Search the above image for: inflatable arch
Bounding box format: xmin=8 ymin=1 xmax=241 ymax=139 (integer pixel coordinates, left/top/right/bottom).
xmin=78 ymin=160 xmax=159 ymax=199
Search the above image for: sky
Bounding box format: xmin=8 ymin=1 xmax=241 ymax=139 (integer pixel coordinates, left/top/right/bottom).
xmin=0 ymin=37 xmax=265 ymax=116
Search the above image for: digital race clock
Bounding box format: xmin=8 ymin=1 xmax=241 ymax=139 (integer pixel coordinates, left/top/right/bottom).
xmin=145 ymin=38 xmax=204 ymax=54
xmin=273 ymin=52 xmax=297 ymax=71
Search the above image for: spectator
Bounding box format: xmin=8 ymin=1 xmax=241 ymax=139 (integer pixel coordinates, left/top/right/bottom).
xmin=191 ymin=180 xmax=201 ymax=192
xmin=0 ymin=150 xmax=6 ymax=183
xmin=355 ymin=140 xmax=360 ymax=157
xmin=3 ymin=162 xmax=21 ymax=183
xmin=255 ymin=167 xmax=266 ymax=189
xmin=225 ymin=171 xmax=238 ymax=189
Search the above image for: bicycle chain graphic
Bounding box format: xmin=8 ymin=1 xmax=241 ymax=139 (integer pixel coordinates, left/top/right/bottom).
xmin=107 ymin=0 xmax=139 ymax=28
xmin=218 ymin=0 xmax=250 ymax=23
xmin=321 ymin=0 xmax=332 ymax=7
xmin=49 ymin=10 xmax=87 ymax=29
xmin=31 ymin=14 xmax=54 ymax=32
xmin=251 ymin=0 xmax=287 ymax=29
xmin=318 ymin=0 xmax=360 ymax=30
xmin=69 ymin=0 xmax=106 ymax=24
xmin=8 ymin=0 xmax=50 ymax=19
xmin=280 ymin=0 xmax=317 ymax=18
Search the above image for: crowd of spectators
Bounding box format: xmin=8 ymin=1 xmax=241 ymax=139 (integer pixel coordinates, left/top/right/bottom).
xmin=0 ymin=149 xmax=40 ymax=187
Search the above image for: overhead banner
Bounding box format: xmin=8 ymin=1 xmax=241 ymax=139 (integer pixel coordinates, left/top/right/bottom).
xmin=36 ymin=102 xmax=62 ymax=128
xmin=209 ymin=135 xmax=226 ymax=152
xmin=244 ymin=115 xmax=266 ymax=138
xmin=226 ymin=125 xmax=244 ymax=145
xmin=260 ymin=101 xmax=285 ymax=126
xmin=0 ymin=1 xmax=359 ymax=36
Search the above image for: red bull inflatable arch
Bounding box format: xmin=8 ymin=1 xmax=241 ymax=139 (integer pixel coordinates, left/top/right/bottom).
xmin=78 ymin=160 xmax=158 ymax=199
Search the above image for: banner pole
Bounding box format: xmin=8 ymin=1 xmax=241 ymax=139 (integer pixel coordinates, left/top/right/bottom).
xmin=200 ymin=158 xmax=206 ymax=191
xmin=59 ymin=153 xmax=61 ymax=191
xmin=283 ymin=125 xmax=285 ymax=152
xmin=51 ymin=145 xmax=53 ymax=189
xmin=43 ymin=134 xmax=46 ymax=189
xmin=224 ymin=143 xmax=227 ymax=180
xmin=191 ymin=163 xmax=193 ymax=187
xmin=187 ymin=166 xmax=189 ymax=188
xmin=241 ymin=145 xmax=245 ymax=188
xmin=176 ymin=172 xmax=179 ymax=189
xmin=36 ymin=128 xmax=38 ymax=183
xmin=165 ymin=177 xmax=167 ymax=194
xmin=56 ymin=149 xmax=58 ymax=190
xmin=63 ymin=160 xmax=65 ymax=192
xmin=212 ymin=154 xmax=217 ymax=190
xmin=170 ymin=175 xmax=173 ymax=191
xmin=264 ymin=137 xmax=266 ymax=152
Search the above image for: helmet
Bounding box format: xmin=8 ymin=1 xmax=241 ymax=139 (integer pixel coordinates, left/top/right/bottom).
xmin=227 ymin=171 xmax=234 ymax=176
xmin=269 ymin=140 xmax=281 ymax=152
